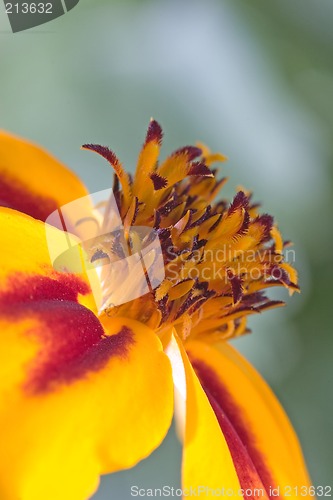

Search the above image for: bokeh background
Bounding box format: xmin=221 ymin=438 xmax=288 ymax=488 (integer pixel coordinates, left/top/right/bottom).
xmin=1 ymin=0 xmax=332 ymax=498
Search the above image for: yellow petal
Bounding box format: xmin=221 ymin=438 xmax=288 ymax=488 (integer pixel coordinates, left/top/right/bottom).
xmin=0 ymin=209 xmax=173 ymax=500
xmin=0 ymin=130 xmax=88 ymax=221
xmin=133 ymin=119 xmax=163 ymax=198
xmin=167 ymin=333 xmax=244 ymax=497
xmin=186 ymin=339 xmax=312 ymax=499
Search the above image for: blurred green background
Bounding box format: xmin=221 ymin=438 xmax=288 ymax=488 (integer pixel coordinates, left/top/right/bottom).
xmin=1 ymin=0 xmax=332 ymax=498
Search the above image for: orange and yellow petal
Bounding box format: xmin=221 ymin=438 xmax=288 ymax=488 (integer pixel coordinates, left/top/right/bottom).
xmin=0 ymin=131 xmax=88 ymax=221
xmin=133 ymin=119 xmax=163 ymax=199
xmin=166 ymin=333 xmax=249 ymax=498
xmin=186 ymin=339 xmax=312 ymax=499
xmin=0 ymin=208 xmax=173 ymax=500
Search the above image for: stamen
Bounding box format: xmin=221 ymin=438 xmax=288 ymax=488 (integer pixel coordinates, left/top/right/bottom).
xmin=80 ymin=121 xmax=298 ymax=342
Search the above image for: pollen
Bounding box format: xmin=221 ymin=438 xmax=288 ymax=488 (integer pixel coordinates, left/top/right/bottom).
xmin=82 ymin=120 xmax=299 ymax=343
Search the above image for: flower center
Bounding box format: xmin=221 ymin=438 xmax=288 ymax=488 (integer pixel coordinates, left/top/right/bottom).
xmin=81 ymin=120 xmax=298 ymax=344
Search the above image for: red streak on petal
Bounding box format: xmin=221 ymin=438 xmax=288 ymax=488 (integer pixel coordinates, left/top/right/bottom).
xmin=228 ymin=191 xmax=249 ymax=215
xmin=187 ymin=161 xmax=212 ymax=177
xmin=191 ymin=359 xmax=281 ymax=500
xmin=145 ymin=120 xmax=163 ymax=145
xmin=206 ymin=392 xmax=268 ymax=500
xmin=254 ymin=215 xmax=274 ymax=243
xmin=171 ymin=146 xmax=202 ymax=161
xmin=227 ymin=269 xmax=243 ymax=304
xmin=1 ymin=272 xmax=90 ymax=305
xmin=0 ymin=174 xmax=57 ymax=222
xmin=82 ymin=144 xmax=120 ymax=168
xmin=0 ymin=273 xmax=135 ymax=394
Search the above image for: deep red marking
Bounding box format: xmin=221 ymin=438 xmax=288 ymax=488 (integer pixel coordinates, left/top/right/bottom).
xmin=150 ymin=172 xmax=168 ymax=190
xmin=208 ymin=213 xmax=222 ymax=233
xmin=269 ymin=265 xmax=290 ymax=285
xmin=82 ymin=144 xmax=120 ymax=167
xmin=172 ymin=145 xmax=202 ymax=160
xmin=228 ymin=191 xmax=249 ymax=215
xmin=257 ymin=300 xmax=285 ymax=311
xmin=0 ymin=273 xmax=135 ymax=394
xmin=0 ymin=272 xmax=90 ymax=306
xmin=237 ymin=210 xmax=250 ymax=235
xmin=254 ymin=214 xmax=274 ymax=242
xmin=145 ymin=120 xmax=163 ymax=145
xmin=0 ymin=174 xmax=58 ymax=222
xmin=175 ymin=284 xmax=215 ymax=320
xmin=191 ymin=236 xmax=207 ymax=251
xmin=188 ymin=161 xmax=212 ymax=177
xmin=188 ymin=206 xmax=211 ymax=229
xmin=191 ymin=359 xmax=280 ymax=500
xmin=227 ymin=269 xmax=243 ymax=304
xmin=206 ymin=391 xmax=268 ymax=500
xmin=158 ymin=197 xmax=181 ymax=217
xmin=241 ymin=291 xmax=266 ymax=306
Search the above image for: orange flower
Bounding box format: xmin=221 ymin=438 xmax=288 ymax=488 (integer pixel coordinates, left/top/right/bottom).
xmin=0 ymin=122 xmax=312 ymax=499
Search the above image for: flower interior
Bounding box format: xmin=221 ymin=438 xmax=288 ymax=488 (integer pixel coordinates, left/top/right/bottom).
xmin=79 ymin=120 xmax=298 ymax=345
